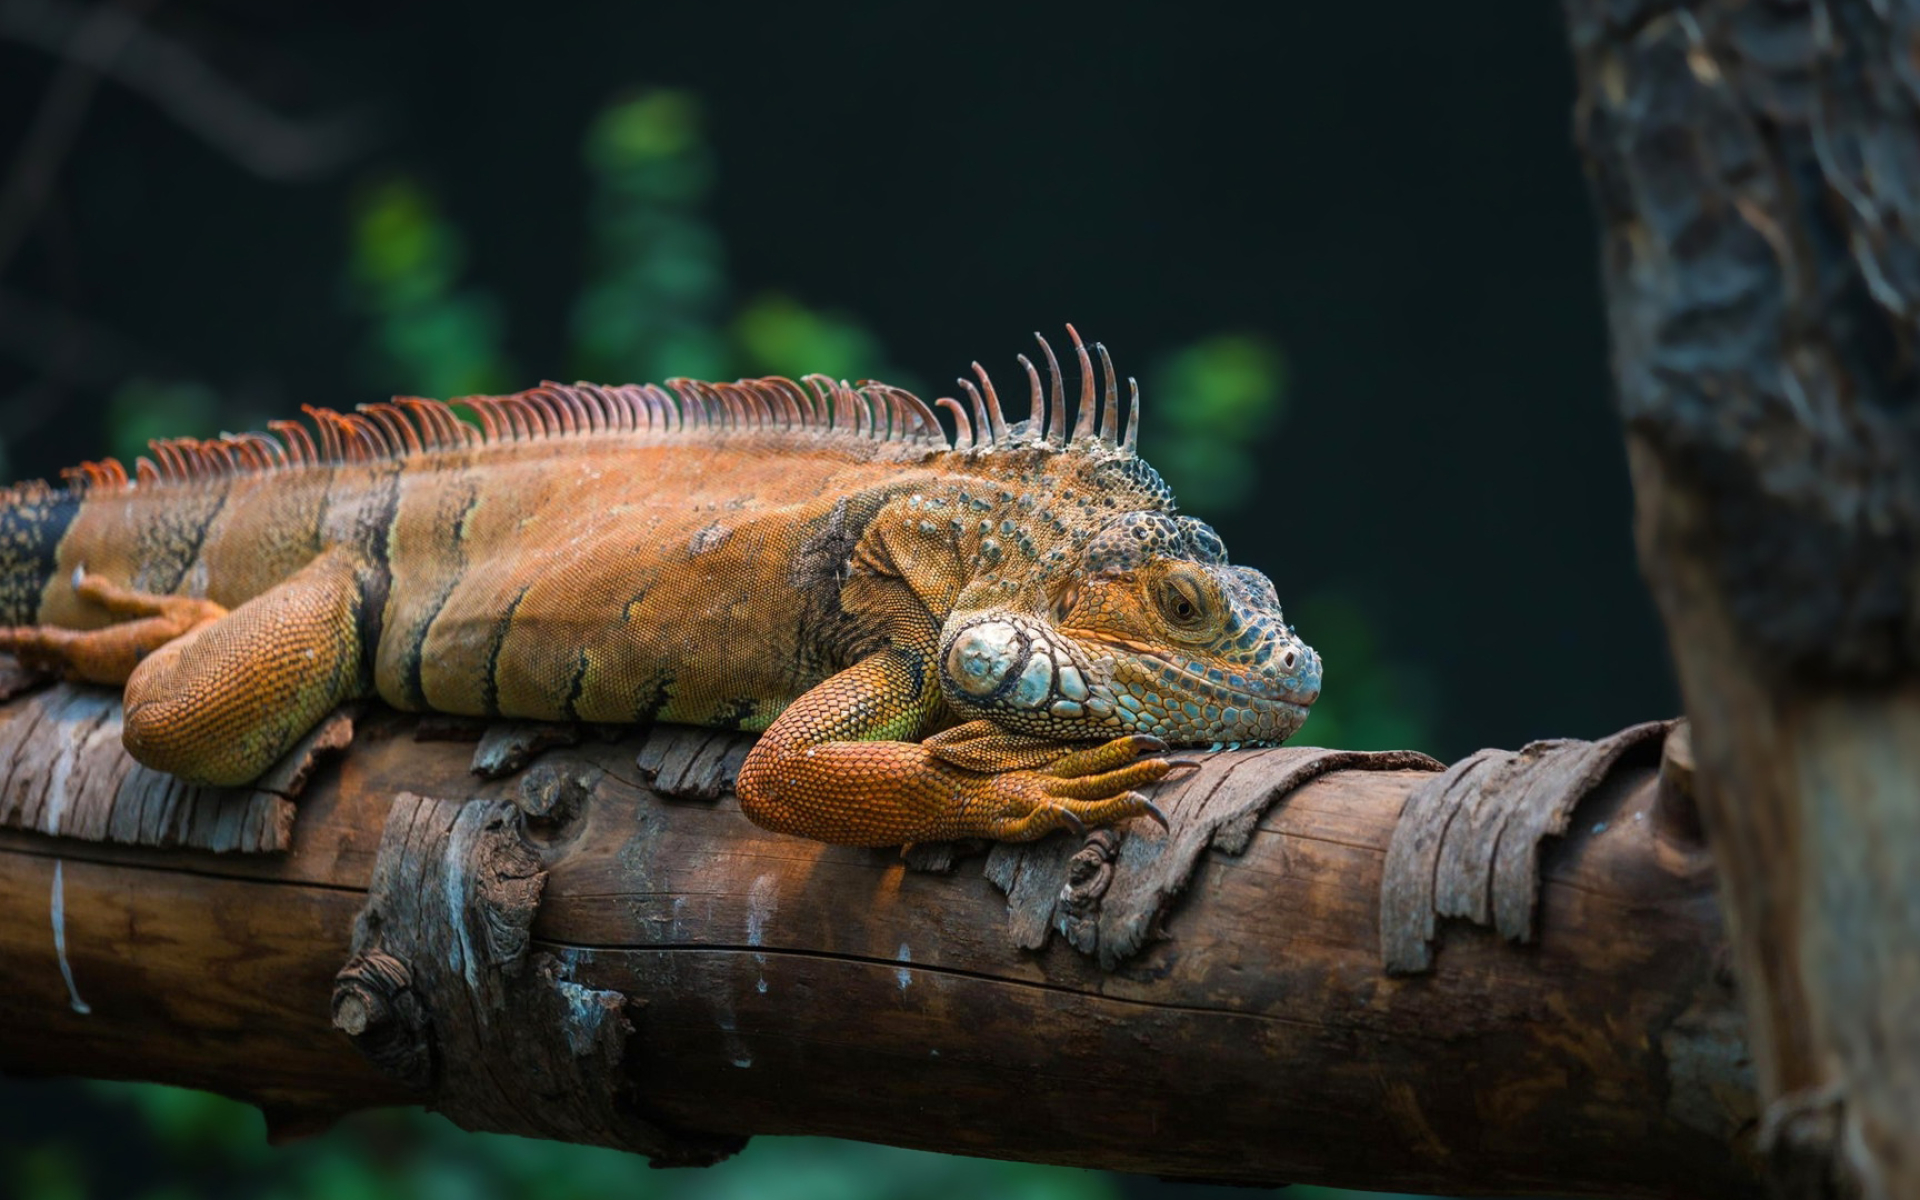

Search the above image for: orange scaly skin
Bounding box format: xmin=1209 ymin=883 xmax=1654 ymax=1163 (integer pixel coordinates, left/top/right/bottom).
xmin=0 ymin=332 xmax=1322 ymax=846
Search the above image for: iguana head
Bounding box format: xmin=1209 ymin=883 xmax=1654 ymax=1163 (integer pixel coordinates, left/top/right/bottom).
xmin=938 ymin=511 xmax=1321 ymax=749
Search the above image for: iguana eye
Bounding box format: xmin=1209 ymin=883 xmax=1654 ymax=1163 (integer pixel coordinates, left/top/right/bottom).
xmin=1156 ymin=572 xmax=1210 ymax=630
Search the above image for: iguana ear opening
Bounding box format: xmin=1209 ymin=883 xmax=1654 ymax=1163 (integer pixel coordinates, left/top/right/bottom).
xmin=1050 ymin=582 xmax=1080 ymax=625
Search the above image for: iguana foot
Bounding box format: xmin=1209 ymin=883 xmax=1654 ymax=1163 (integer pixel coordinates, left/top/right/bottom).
xmin=967 ymin=745 xmax=1176 ymax=841
xmin=0 ymin=570 xmax=226 ymax=684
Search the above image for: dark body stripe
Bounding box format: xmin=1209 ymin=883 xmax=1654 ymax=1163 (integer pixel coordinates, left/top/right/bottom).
xmin=480 ymin=583 xmax=533 ymax=717
xmin=133 ymin=480 xmax=230 ymax=595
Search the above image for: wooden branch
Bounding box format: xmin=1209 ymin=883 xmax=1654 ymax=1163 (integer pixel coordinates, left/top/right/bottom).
xmin=0 ymin=683 xmax=1757 ymax=1196
xmin=1562 ymin=1 xmax=1920 ymax=1194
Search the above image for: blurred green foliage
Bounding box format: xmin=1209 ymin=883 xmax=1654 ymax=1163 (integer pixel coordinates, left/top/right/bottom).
xmin=572 ymin=90 xmax=729 ymax=385
xmin=1143 ymin=334 xmax=1286 ymax=517
xmin=15 ymin=1082 xmax=1121 ymax=1200
xmin=1286 ymin=593 xmax=1434 ymax=751
xmin=347 ymin=177 xmax=515 ymax=400
xmin=731 ymin=291 xmax=885 ymax=384
xmin=18 ymin=82 xmax=1441 ymax=1200
xmin=103 ymin=378 xmax=222 ymax=465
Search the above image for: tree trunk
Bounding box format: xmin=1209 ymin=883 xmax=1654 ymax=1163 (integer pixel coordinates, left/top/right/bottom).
xmin=0 ymin=681 xmax=1756 ymax=1196
xmin=1562 ymin=2 xmax=1920 ymax=1195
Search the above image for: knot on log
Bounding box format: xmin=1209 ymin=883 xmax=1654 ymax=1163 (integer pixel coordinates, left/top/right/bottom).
xmin=1380 ymin=719 xmax=1678 ymax=975
xmin=331 ymin=949 xmax=431 ymax=1090
xmin=336 ymin=788 xmax=743 ymax=1166
xmin=515 ymin=760 xmax=595 ymax=828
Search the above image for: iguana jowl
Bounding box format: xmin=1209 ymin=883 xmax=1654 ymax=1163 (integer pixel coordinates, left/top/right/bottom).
xmin=0 ymin=329 xmax=1321 ymax=846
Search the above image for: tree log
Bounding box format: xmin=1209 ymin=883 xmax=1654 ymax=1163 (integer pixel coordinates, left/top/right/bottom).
xmin=0 ymin=683 xmax=1757 ymax=1196
xmin=1563 ymin=1 xmax=1920 ymax=1194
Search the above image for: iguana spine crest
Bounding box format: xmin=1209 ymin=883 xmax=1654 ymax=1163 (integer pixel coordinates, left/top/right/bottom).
xmin=42 ymin=326 xmax=1140 ymax=502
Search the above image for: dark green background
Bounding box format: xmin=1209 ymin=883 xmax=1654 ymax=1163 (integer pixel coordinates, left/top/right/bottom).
xmin=0 ymin=3 xmax=1670 ymax=1197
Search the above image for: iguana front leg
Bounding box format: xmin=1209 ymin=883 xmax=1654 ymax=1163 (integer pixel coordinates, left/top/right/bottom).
xmin=735 ymin=640 xmax=1174 ymax=847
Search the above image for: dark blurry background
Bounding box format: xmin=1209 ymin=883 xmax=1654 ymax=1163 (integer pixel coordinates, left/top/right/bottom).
xmin=0 ymin=2 xmax=1672 ymax=1197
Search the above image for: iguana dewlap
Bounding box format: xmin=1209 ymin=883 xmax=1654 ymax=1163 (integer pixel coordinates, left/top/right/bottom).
xmin=0 ymin=330 xmax=1321 ymax=846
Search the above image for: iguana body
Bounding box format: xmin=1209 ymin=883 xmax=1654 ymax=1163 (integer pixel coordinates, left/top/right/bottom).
xmin=0 ymin=331 xmax=1321 ymax=845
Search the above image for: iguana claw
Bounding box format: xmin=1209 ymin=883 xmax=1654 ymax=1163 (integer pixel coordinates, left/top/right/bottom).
xmin=1137 ymin=794 xmax=1170 ymax=831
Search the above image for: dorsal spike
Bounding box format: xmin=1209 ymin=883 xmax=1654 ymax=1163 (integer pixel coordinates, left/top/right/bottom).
xmin=461 ymin=398 xmax=504 ymax=442
xmin=630 ymin=384 xmax=665 ymax=432
xmin=936 ymin=397 xmax=973 ymax=449
xmin=637 ymin=384 xmax=662 ymax=432
xmin=718 ymin=382 xmax=750 ymax=429
xmin=874 ymin=386 xmax=902 ymax=440
xmin=969 ymin=363 xmax=1009 ymax=447
xmin=611 ymin=385 xmax=646 ymax=432
xmin=693 ymin=381 xmax=732 ymax=429
xmin=864 ymin=382 xmax=941 ymax=444
xmin=340 ymin=412 xmax=386 ymax=460
xmin=800 ymin=375 xmax=834 ymax=427
xmin=269 ymin=419 xmax=317 ymax=465
xmin=523 ymin=387 xmax=572 ymax=437
xmin=665 ymin=380 xmax=703 ymax=430
xmin=217 ymin=436 xmax=263 ymax=473
xmin=172 ymin=441 xmax=208 ymax=476
xmin=845 ymin=380 xmax=870 ymax=438
xmin=563 ymin=384 xmax=605 ymax=434
xmin=147 ymin=441 xmax=182 ymax=480
xmin=835 ymin=379 xmax=862 ymax=433
xmin=360 ymin=403 xmax=423 ymax=455
xmin=1096 ymin=343 xmax=1120 ymax=443
xmin=135 ymin=457 xmax=159 ymax=485
xmin=1067 ymin=325 xmax=1096 ymax=443
xmin=739 ymin=382 xmax=774 ymax=428
xmin=1033 ymin=333 xmax=1065 ymax=444
xmin=767 ymin=378 xmax=807 ymax=427
xmin=763 ymin=378 xmax=809 ymax=429
xmin=488 ymin=395 xmax=528 ymax=440
xmin=1123 ymin=377 xmax=1141 ymax=453
xmin=601 ymin=386 xmax=636 ymax=433
xmin=579 ymin=383 xmax=618 ymax=433
xmin=697 ymin=381 xmax=733 ymax=429
xmin=301 ymin=407 xmax=342 ymax=461
xmin=958 ymin=379 xmax=990 ymax=449
xmin=237 ymin=431 xmax=288 ymax=470
xmin=1016 ymin=354 xmax=1046 ymax=444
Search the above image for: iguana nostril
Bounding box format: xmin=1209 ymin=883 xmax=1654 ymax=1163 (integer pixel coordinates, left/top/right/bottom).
xmin=1282 ymin=649 xmax=1296 ymax=669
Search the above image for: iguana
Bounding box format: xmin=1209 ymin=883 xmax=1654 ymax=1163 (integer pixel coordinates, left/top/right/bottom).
xmin=0 ymin=329 xmax=1321 ymax=846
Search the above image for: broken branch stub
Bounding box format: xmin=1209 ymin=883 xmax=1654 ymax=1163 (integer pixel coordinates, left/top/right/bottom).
xmin=331 ymin=779 xmax=743 ymax=1166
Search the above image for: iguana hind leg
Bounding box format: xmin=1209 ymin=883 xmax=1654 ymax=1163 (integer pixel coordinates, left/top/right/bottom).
xmin=0 ymin=573 xmax=227 ymax=685
xmin=119 ymin=548 xmax=369 ymax=786
xmin=735 ymin=646 xmax=1175 ymax=847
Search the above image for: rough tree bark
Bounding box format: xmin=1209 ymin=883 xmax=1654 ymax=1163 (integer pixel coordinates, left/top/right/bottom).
xmin=1562 ymin=1 xmax=1920 ymax=1196
xmin=0 ymin=681 xmax=1757 ymax=1197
